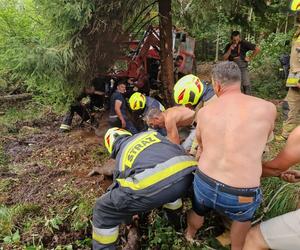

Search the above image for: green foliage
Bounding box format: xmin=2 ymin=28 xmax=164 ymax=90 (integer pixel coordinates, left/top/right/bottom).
xmin=250 ymin=32 xmax=292 ymax=99
xmin=147 ymin=213 xmax=182 ymax=249
xmin=70 ymin=200 xmax=93 ymax=231
xmin=0 ymin=204 xmax=41 ymax=240
xmin=0 ymin=0 xmax=153 ymax=106
xmin=259 ymin=177 xmax=300 ymax=219
xmin=3 ymin=229 xmax=20 ymax=244
xmin=0 ymin=178 xmax=15 ymax=193
xmin=44 ymin=215 xmax=64 ymax=233
xmin=0 ymin=102 xmax=43 ymax=127
xmin=0 ymin=145 xmax=9 ymax=166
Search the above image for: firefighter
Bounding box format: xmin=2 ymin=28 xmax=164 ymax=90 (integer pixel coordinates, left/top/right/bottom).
xmin=173 ymin=74 xmax=217 ymax=154
xmin=59 ymin=85 xmax=104 ymax=132
xmin=128 ymin=92 xmax=165 ymax=117
xmin=92 ymin=128 xmax=197 ymax=249
xmin=277 ymin=26 xmax=300 ymax=141
xmin=128 ymin=92 xmax=166 ymax=134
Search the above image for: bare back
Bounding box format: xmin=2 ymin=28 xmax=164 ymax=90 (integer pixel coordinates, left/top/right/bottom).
xmin=164 ymin=106 xmax=195 ymax=127
xmin=197 ymin=93 xmax=276 ymax=188
xmin=163 ymin=106 xmax=195 ymax=144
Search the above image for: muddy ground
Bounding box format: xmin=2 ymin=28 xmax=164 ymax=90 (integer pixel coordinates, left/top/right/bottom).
xmin=0 ymin=98 xmax=299 ymax=250
xmin=0 ymin=101 xmax=231 ymax=250
xmin=0 ymin=102 xmax=116 ymax=249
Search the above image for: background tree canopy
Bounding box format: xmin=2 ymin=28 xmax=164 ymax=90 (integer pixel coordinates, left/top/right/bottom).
xmin=0 ymin=0 xmax=296 ymax=105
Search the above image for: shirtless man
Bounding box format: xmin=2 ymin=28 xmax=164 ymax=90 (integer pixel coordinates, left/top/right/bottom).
xmin=185 ymin=61 xmax=277 ymax=250
xmin=243 ymin=126 xmax=300 ymax=250
xmin=144 ymin=106 xmax=195 ymax=144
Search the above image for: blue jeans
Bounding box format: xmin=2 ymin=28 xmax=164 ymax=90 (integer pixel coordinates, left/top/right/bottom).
xmin=193 ymin=170 xmax=262 ymax=222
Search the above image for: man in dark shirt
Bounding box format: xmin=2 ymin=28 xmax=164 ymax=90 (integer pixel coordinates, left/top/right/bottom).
xmin=223 ymin=31 xmax=260 ymax=95
xmin=109 ymin=82 xmax=138 ymax=134
xmin=59 ymin=85 xmax=104 ymax=132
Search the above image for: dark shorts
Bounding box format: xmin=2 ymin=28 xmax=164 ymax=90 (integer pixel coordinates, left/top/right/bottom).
xmin=193 ymin=170 xmax=262 ymax=222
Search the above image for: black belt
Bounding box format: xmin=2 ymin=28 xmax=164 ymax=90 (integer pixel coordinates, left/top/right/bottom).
xmin=196 ymin=170 xmax=258 ymax=197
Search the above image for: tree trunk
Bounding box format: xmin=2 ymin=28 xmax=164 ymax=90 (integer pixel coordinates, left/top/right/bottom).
xmin=215 ymin=6 xmax=221 ymax=62
xmin=158 ymin=0 xmax=174 ymax=107
xmin=284 ymin=12 xmax=289 ymax=34
xmin=247 ymin=7 xmax=253 ymax=41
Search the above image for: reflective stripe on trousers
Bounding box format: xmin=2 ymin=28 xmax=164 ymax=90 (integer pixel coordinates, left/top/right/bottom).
xmin=59 ymin=124 xmax=71 ymax=130
xmin=92 ymin=225 xmax=119 ymax=245
xmin=116 ymin=155 xmax=197 ymax=191
xmin=163 ymin=198 xmax=183 ymax=210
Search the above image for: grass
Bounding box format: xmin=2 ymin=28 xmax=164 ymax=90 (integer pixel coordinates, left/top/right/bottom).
xmin=0 ymin=178 xmax=16 ymax=193
xmin=0 ymin=204 xmax=41 ymax=239
xmin=0 ymin=101 xmax=45 ymax=134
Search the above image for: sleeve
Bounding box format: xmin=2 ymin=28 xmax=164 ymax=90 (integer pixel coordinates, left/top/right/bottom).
xmin=242 ymin=40 xmax=256 ymax=51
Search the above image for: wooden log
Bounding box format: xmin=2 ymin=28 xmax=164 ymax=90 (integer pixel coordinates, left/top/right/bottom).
xmin=0 ymin=93 xmax=32 ymax=102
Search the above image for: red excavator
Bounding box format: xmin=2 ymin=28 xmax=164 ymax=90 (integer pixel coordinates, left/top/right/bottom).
xmin=94 ymin=25 xmax=196 ymax=101
xmin=77 ymin=26 xmax=196 ymax=132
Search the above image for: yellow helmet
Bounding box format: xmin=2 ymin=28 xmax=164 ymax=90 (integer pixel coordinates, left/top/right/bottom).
xmin=129 ymin=92 xmax=146 ymax=110
xmin=291 ymin=0 xmax=300 ymax=11
xmin=104 ymin=127 xmax=132 ymax=154
xmin=173 ymin=74 xmax=204 ymax=105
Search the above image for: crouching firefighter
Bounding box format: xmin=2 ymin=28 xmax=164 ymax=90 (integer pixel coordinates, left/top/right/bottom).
xmin=59 ymin=85 xmax=104 ymax=132
xmin=92 ymin=128 xmax=197 ymax=249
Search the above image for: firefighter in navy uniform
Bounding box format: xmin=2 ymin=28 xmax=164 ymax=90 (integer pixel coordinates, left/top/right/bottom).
xmin=92 ymin=128 xmax=197 ymax=249
xmin=59 ymin=85 xmax=104 ymax=132
xmin=128 ymin=92 xmax=166 ymax=134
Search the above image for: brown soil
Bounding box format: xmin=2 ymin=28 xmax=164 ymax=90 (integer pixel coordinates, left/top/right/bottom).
xmin=1 ymin=111 xmax=113 ymax=248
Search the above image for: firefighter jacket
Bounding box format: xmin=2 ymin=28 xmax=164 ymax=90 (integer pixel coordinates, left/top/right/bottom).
xmin=110 ymin=131 xmax=197 ymax=194
xmin=290 ymin=33 xmax=300 ymax=73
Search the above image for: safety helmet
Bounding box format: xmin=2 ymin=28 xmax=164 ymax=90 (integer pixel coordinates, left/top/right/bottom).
xmin=173 ymin=74 xmax=204 ymax=105
xmin=129 ymin=92 xmax=146 ymax=110
xmin=104 ymin=127 xmax=132 ymax=154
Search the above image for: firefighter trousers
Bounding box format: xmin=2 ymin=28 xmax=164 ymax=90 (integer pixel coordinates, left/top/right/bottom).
xmin=282 ymin=87 xmax=300 ymax=138
xmin=92 ymin=174 xmax=193 ymax=250
xmin=60 ymin=104 xmax=91 ymax=131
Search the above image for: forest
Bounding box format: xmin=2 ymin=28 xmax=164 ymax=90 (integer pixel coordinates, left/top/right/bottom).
xmin=0 ymin=0 xmax=299 ymax=249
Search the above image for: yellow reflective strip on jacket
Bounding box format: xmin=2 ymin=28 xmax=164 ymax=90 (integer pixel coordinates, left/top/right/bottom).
xmin=121 ymin=132 xmax=161 ymax=171
xmin=286 ymin=77 xmax=299 ymax=86
xmin=117 ymin=160 xmax=197 ymax=190
xmin=163 ymin=198 xmax=183 ymax=210
xmin=291 ymin=0 xmax=300 ymax=11
xmin=92 ymin=230 xmax=119 ymax=245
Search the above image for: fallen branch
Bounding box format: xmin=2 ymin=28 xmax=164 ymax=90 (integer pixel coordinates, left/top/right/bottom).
xmin=0 ymin=93 xmax=32 ymax=102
